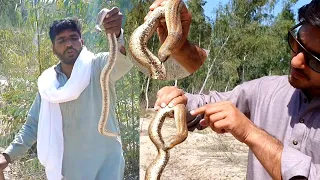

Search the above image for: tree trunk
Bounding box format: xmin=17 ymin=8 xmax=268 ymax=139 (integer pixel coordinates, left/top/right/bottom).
xmin=199 ymin=36 xmax=229 ymax=94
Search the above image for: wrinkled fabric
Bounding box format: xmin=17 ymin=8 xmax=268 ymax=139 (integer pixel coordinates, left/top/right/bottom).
xmin=185 ymin=76 xmax=320 ymax=180
xmin=5 ymin=50 xmax=133 ymax=180
xmin=37 ymin=46 xmax=94 ymax=180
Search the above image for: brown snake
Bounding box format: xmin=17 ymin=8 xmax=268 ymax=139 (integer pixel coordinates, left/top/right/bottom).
xmin=95 ymin=8 xmax=119 ymax=137
xmin=129 ymin=0 xmax=189 ymax=178
xmin=129 ymin=0 xmax=185 ymax=80
xmin=146 ymin=104 xmax=188 ymax=180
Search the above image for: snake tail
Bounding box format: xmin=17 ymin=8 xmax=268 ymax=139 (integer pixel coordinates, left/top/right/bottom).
xmin=145 ymin=149 xmax=170 ymax=180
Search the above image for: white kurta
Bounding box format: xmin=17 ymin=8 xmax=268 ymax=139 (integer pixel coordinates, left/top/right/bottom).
xmin=5 ymin=50 xmax=133 ymax=180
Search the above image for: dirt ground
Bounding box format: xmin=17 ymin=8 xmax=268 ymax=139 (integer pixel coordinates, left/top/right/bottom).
xmin=140 ymin=109 xmax=249 ymax=180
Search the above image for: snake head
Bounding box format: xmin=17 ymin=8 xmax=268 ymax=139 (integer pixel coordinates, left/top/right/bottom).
xmin=158 ymin=31 xmax=182 ymax=63
xmin=158 ymin=50 xmax=170 ymax=63
xmin=95 ymin=8 xmax=110 ymax=33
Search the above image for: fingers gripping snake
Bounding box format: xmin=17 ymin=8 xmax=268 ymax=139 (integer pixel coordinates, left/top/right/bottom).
xmin=128 ymin=0 xmax=189 ymax=178
xmin=129 ymin=0 xmax=186 ymax=80
xmin=146 ymin=104 xmax=188 ymax=180
xmin=95 ymin=8 xmax=119 ymax=137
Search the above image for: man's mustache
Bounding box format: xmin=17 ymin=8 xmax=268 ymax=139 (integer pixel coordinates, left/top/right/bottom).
xmin=63 ymin=47 xmax=77 ymax=55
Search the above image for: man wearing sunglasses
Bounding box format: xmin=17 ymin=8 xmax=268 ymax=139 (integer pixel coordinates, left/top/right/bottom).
xmin=151 ymin=0 xmax=320 ymax=179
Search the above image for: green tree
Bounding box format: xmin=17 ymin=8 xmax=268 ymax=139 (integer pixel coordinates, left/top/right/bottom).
xmin=177 ymin=0 xmax=213 ymax=93
xmin=195 ymin=0 xmax=295 ymax=94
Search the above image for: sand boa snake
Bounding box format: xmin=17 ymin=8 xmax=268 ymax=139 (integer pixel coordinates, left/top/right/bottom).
xmin=146 ymin=104 xmax=188 ymax=180
xmin=129 ymin=0 xmax=185 ymax=80
xmin=95 ymin=8 xmax=119 ymax=137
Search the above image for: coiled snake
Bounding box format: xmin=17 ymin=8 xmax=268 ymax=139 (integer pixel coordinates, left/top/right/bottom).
xmin=95 ymin=8 xmax=119 ymax=137
xmin=146 ymin=104 xmax=188 ymax=180
xmin=128 ymin=0 xmax=189 ymax=178
xmin=129 ymin=0 xmax=186 ymax=80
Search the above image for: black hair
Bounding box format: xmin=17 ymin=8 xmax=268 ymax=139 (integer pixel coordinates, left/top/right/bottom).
xmin=49 ymin=17 xmax=82 ymax=43
xmin=298 ymin=0 xmax=320 ymax=27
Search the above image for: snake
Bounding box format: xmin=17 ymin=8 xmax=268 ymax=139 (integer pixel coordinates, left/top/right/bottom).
xmin=145 ymin=104 xmax=188 ymax=180
xmin=129 ymin=0 xmax=185 ymax=80
xmin=95 ymin=8 xmax=119 ymax=137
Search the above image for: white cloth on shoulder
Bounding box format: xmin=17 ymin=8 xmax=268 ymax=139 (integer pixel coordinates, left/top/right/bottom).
xmin=37 ymin=46 xmax=95 ymax=180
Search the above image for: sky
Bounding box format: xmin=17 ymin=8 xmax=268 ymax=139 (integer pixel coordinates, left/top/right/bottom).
xmin=202 ymin=0 xmax=311 ymax=21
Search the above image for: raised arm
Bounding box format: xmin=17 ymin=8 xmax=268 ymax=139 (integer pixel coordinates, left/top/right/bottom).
xmin=147 ymin=0 xmax=207 ymax=73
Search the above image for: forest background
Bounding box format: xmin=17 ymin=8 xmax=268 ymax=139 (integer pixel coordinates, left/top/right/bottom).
xmin=0 ymin=0 xmax=302 ymax=179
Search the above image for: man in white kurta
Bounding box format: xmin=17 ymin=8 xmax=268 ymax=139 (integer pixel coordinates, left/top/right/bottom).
xmin=2 ymin=8 xmax=133 ymax=180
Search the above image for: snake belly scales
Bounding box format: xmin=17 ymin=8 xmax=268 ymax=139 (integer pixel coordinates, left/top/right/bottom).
xmin=129 ymin=0 xmax=185 ymax=80
xmin=95 ymin=8 xmax=119 ymax=137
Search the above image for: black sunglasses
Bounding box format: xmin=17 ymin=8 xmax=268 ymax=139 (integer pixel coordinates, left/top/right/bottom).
xmin=288 ymin=21 xmax=320 ymax=73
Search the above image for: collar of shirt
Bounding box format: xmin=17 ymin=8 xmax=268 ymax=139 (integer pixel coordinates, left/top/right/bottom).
xmin=298 ymin=89 xmax=320 ymax=104
xmin=53 ymin=63 xmax=69 ymax=80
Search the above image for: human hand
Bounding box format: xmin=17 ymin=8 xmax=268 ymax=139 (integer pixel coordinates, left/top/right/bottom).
xmin=0 ymin=153 xmax=10 ymax=172
xmin=154 ymin=86 xmax=187 ymax=110
xmin=190 ymin=101 xmax=255 ymax=142
xmin=102 ymin=7 xmax=123 ymax=38
xmin=145 ymin=0 xmax=192 ymax=55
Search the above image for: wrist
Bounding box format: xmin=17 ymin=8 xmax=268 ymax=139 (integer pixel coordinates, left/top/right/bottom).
xmin=242 ymin=123 xmax=269 ymax=147
xmin=171 ymin=40 xmax=190 ymax=59
xmin=117 ymin=29 xmax=125 ymax=48
xmin=117 ymin=28 xmax=126 ymax=55
xmin=170 ymin=41 xmax=207 ymax=73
